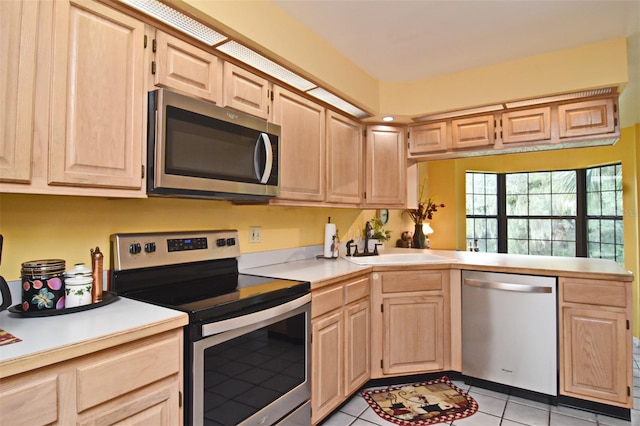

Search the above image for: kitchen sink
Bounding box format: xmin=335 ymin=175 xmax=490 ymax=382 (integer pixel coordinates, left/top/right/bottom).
xmin=342 ymin=252 xmax=455 ymax=265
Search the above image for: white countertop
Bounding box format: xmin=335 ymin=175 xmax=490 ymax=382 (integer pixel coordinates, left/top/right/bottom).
xmin=0 ymin=296 xmax=188 ymax=378
xmin=241 ymin=257 xmax=370 ymax=285
xmin=241 ymin=248 xmax=633 ymax=285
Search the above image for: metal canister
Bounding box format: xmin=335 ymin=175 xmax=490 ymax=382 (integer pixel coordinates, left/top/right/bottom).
xmin=21 ymin=259 xmax=66 ymax=311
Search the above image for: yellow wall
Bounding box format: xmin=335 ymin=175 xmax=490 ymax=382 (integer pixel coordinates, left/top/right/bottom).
xmin=380 ymin=38 xmax=629 ymax=119
xmin=422 ymin=124 xmax=639 ymax=334
xmin=0 ymin=194 xmax=378 ymax=281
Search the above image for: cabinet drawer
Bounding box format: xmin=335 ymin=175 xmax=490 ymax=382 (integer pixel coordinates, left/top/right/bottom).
xmin=381 ymin=271 xmax=443 ymax=293
xmin=561 ymin=278 xmax=627 ymax=308
xmin=0 ymin=374 xmax=58 ymax=425
xmin=345 ymin=276 xmax=370 ymax=304
xmin=76 ymin=334 xmax=181 ymax=412
xmin=312 ymin=284 xmax=343 ymax=318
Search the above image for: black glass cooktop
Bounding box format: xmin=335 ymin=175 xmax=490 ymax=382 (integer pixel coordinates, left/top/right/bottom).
xmin=111 ymin=258 xmax=309 ymax=325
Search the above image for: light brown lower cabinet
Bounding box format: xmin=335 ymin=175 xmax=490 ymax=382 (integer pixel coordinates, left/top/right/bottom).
xmin=0 ymin=329 xmax=183 ymax=426
xmin=370 ymin=269 xmax=450 ymax=378
xmin=311 ymin=274 xmax=370 ymax=424
xmin=559 ymin=277 xmax=633 ymax=407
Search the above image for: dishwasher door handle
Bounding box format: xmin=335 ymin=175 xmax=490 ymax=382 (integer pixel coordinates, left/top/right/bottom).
xmin=463 ymin=278 xmax=553 ymax=293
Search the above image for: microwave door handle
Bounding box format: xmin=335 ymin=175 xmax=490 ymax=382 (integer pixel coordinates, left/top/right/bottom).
xmin=254 ymin=133 xmax=273 ymax=184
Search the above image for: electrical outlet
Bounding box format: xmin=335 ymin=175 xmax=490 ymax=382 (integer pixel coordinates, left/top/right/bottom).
xmin=249 ymin=226 xmax=261 ymax=243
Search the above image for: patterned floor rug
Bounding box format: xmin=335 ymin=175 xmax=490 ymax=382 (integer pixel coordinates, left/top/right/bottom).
xmin=361 ymin=376 xmax=478 ymax=425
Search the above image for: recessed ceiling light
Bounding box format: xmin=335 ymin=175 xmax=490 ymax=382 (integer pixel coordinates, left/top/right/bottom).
xmin=382 ymin=116 xmax=394 ymax=122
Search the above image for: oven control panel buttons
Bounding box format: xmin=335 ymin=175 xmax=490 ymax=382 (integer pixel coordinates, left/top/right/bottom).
xmin=168 ymin=237 xmax=208 ymax=252
xmin=129 ymin=243 xmax=142 ymax=255
xmin=216 ymin=238 xmax=226 ymax=247
xmin=144 ymin=242 xmax=156 ymax=253
xmin=226 ymin=238 xmax=236 ymax=246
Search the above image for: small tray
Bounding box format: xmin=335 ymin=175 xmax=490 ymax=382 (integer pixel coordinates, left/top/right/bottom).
xmin=8 ymin=291 xmax=119 ymax=317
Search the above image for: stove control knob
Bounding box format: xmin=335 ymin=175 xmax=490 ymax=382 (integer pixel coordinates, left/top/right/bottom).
xmin=144 ymin=242 xmax=156 ymax=253
xmin=129 ymin=243 xmax=142 ymax=255
xmin=216 ymin=238 xmax=226 ymax=247
xmin=226 ymin=238 xmax=236 ymax=246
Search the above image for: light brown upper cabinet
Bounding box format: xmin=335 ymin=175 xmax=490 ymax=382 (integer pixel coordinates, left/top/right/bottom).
xmin=326 ymin=111 xmax=363 ymax=205
xmin=48 ymin=0 xmax=146 ymax=191
xmin=271 ymin=86 xmax=326 ymax=202
xmin=0 ymin=0 xmax=39 ymax=184
xmin=1 ymin=0 xmax=147 ymax=197
xmin=222 ymin=62 xmax=271 ymax=119
xmin=408 ymin=122 xmax=448 ymax=155
xmin=409 ymin=93 xmax=619 ymax=160
xmin=501 ymin=106 xmax=551 ymax=144
xmin=450 ymin=114 xmax=496 ymax=150
xmin=152 ymin=30 xmax=222 ymax=103
xmin=364 ymin=125 xmax=407 ymax=208
xmin=558 ymin=98 xmax=617 ymax=139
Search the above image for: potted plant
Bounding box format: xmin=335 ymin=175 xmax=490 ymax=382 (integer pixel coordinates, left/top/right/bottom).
xmin=404 ymin=196 xmax=445 ymax=249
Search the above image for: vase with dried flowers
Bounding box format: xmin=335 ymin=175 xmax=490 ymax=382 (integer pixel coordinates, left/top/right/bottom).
xmin=404 ymin=188 xmax=445 ymax=249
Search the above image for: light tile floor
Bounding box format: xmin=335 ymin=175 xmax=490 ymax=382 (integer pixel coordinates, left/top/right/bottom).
xmin=321 ymin=345 xmax=640 ymax=426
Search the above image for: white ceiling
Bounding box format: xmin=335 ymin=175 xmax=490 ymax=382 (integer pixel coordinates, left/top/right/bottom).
xmin=271 ymin=0 xmax=639 ymax=83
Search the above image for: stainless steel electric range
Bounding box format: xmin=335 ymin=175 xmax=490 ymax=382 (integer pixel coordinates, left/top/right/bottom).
xmin=110 ymin=230 xmax=311 ymax=426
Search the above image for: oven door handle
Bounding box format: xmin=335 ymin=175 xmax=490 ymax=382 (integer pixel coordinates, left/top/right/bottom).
xmin=201 ymin=293 xmax=311 ymax=337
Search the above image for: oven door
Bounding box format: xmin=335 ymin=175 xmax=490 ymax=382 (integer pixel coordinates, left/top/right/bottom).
xmin=191 ymin=293 xmax=311 ymax=426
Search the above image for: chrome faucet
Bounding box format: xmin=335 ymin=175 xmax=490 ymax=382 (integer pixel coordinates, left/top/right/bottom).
xmin=363 ymin=221 xmax=372 ymax=255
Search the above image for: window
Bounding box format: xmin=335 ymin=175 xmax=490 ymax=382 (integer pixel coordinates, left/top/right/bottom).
xmin=586 ymin=164 xmax=624 ymax=261
xmin=466 ymin=163 xmax=624 ymax=263
xmin=465 ymin=173 xmax=498 ymax=252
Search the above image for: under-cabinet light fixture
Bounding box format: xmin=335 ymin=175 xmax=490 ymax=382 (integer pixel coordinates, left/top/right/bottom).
xmin=119 ymin=0 xmax=227 ymax=46
xmin=217 ymin=41 xmax=316 ymax=92
xmin=307 ymin=87 xmax=369 ymax=118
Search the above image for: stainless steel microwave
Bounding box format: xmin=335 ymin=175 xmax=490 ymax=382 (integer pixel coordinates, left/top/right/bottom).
xmin=147 ymin=89 xmax=281 ymax=200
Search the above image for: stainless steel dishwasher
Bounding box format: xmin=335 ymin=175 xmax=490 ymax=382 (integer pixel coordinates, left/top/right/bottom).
xmin=462 ymin=270 xmax=557 ymax=396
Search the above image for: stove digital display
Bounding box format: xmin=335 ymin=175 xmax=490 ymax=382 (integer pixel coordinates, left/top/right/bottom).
xmin=167 ymin=237 xmax=208 ymax=252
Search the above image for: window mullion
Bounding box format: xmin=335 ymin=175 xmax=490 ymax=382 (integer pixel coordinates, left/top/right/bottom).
xmin=497 ymin=174 xmax=507 ymax=253
xmin=576 ymin=170 xmax=587 ymax=257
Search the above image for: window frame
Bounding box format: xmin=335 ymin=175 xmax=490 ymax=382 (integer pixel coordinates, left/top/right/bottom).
xmin=465 ymin=163 xmax=623 ymax=262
